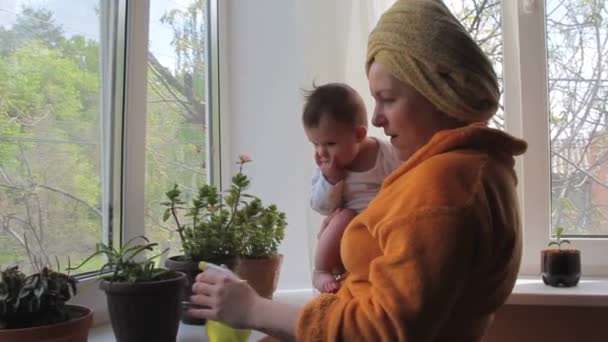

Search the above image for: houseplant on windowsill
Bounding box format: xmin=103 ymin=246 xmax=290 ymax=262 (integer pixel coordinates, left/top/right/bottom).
xmin=231 ymin=180 xmax=286 ymax=299
xmin=162 ymin=155 xmax=287 ymax=315
xmin=0 ymin=263 xmax=93 ymax=342
xmin=161 ymin=158 xmax=245 ymax=325
xmin=541 ymin=226 xmax=581 ymax=287
xmin=69 ymin=236 xmax=186 ymax=342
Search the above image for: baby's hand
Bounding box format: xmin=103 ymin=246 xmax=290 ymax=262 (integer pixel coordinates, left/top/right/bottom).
xmin=315 ymin=154 xmax=345 ymax=185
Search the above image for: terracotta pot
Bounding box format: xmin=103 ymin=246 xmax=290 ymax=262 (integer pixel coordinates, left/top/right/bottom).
xmin=237 ymin=254 xmax=283 ymax=299
xmin=165 ymin=256 xmax=239 ymax=325
xmin=0 ymin=305 xmax=93 ymax=342
xmin=541 ymin=249 xmax=581 ymax=287
xmin=100 ymin=271 xmax=186 ymax=342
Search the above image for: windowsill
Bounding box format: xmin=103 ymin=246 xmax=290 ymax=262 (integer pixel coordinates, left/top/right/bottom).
xmin=506 ymin=276 xmax=608 ymax=307
xmin=87 ymin=291 xmax=314 ymax=340
xmin=89 ymin=322 xmax=267 ymax=341
xmin=87 ymin=278 xmax=608 ymax=340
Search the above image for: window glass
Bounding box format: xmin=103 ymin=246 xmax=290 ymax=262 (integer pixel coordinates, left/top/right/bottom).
xmin=145 ymin=0 xmax=211 ymax=256
xmin=0 ymin=0 xmax=107 ymax=273
xmin=547 ymin=0 xmax=608 ymax=236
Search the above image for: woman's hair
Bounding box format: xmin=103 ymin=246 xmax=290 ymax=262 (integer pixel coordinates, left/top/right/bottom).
xmin=301 ymin=83 xmax=367 ymax=128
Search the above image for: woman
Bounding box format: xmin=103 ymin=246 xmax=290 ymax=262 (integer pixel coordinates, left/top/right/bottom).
xmin=190 ymin=0 xmax=527 ymax=341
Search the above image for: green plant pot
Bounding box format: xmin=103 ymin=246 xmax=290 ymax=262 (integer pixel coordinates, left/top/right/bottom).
xmin=541 ymin=249 xmax=581 ymax=287
xmin=100 ymin=271 xmax=186 ymax=342
xmin=0 ymin=305 xmax=92 ymax=342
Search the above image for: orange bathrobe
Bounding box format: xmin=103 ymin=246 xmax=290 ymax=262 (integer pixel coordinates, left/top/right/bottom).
xmin=296 ymin=124 xmax=527 ymax=341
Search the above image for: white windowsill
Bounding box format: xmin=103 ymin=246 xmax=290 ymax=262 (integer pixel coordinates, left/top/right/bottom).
xmin=89 ymin=323 xmax=267 ymax=342
xmin=88 ymin=278 xmax=608 ymax=340
xmin=87 ymin=289 xmax=312 ymax=341
xmin=507 ymin=276 xmax=608 ymax=307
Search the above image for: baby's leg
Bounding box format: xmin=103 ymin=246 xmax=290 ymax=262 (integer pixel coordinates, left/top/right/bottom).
xmin=313 ymin=208 xmax=357 ymax=293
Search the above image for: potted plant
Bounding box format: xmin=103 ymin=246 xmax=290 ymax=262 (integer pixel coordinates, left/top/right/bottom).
xmin=0 ymin=264 xmax=93 ymax=342
xmin=541 ymin=226 xmax=581 ymax=287
xmin=161 ymin=159 xmax=244 ymax=324
xmin=162 ymin=155 xmax=287 ymax=305
xmin=231 ymin=187 xmax=286 ymax=300
xmin=69 ymin=236 xmax=186 ymax=342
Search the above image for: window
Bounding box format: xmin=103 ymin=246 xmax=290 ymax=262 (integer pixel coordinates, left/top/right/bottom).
xmin=0 ymin=0 xmax=120 ymax=275
xmin=503 ymin=0 xmax=608 ymax=276
xmin=546 ymin=0 xmax=608 ymax=237
xmin=145 ymin=0 xmax=215 ymax=260
xmin=0 ymin=0 xmax=219 ymax=323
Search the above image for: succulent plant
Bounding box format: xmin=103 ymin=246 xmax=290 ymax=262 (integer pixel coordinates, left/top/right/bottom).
xmin=162 ymin=155 xmax=287 ymax=261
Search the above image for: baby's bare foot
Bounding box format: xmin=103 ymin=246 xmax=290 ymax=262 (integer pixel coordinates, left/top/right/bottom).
xmin=313 ymin=270 xmax=340 ymax=293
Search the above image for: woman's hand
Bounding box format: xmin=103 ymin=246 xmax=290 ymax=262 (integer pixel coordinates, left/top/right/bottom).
xmin=189 ymin=267 xmax=260 ymax=329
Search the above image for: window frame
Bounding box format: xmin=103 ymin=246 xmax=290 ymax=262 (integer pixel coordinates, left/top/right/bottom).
xmin=70 ymin=0 xmax=222 ymax=326
xmin=502 ymin=0 xmax=608 ymax=277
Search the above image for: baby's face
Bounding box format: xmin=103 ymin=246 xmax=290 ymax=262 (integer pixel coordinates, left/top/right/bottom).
xmin=304 ymin=117 xmax=364 ymax=168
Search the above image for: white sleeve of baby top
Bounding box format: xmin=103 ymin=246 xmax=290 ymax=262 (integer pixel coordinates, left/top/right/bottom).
xmin=378 ymin=139 xmax=403 ymax=177
xmin=310 ymin=167 xmax=344 ymax=216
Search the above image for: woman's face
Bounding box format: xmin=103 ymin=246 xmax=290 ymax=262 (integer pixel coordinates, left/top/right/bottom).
xmin=368 ymin=61 xmax=450 ymax=161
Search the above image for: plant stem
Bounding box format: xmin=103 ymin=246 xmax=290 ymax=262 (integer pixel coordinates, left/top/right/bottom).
xmin=224 ymin=163 xmax=244 ymax=232
xmin=170 ymin=203 xmax=187 ymax=252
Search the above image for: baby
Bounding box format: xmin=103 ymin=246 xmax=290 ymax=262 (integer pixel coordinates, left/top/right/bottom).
xmin=302 ymin=83 xmax=401 ymax=293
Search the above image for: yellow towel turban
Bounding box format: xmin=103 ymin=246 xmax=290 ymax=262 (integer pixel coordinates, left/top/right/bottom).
xmin=366 ymin=0 xmax=499 ymax=122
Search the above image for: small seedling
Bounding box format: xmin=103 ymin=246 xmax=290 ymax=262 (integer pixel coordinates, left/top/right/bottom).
xmin=548 ymin=227 xmax=570 ymax=250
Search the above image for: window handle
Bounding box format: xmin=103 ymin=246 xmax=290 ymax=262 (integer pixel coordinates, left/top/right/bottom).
xmin=521 ymin=0 xmax=538 ymax=14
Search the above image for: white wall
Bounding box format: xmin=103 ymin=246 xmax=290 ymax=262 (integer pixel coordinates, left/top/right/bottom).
xmin=221 ymin=0 xmax=317 ymax=290
xmin=221 ymin=0 xmax=389 ymax=291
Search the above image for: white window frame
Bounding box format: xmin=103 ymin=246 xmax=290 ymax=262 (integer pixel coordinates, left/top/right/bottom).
xmin=71 ymin=0 xmax=149 ymax=326
xmin=503 ymin=0 xmax=608 ymax=277
xmin=70 ymin=0 xmax=221 ymax=326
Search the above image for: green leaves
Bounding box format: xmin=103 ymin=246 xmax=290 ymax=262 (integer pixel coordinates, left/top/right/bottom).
xmin=161 ymin=157 xmax=287 ymax=260
xmin=67 ymin=236 xmax=171 ymax=284
xmin=548 ymin=226 xmax=572 ymax=250
xmin=0 ymin=265 xmax=77 ymax=329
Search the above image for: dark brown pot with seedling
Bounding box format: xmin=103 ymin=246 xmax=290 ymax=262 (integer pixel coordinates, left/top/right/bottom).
xmin=541 ymin=227 xmax=581 ymax=287
xmin=0 ymin=265 xmax=93 ymax=342
xmin=70 ymin=236 xmax=185 ymax=342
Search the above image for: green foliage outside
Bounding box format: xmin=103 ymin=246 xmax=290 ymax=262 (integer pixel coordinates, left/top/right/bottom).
xmin=0 ymin=7 xmax=102 ymax=274
xmin=0 ymin=2 xmax=210 ymax=274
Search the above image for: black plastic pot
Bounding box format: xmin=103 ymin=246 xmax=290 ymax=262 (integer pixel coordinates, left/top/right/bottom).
xmin=541 ymin=249 xmax=581 ymax=287
xmin=100 ymin=271 xmax=186 ymax=342
xmin=164 ymin=256 xmax=204 ymax=325
xmin=165 ymin=256 xmax=239 ymax=325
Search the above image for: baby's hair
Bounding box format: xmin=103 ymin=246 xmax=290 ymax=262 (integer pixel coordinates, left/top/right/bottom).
xmin=301 ymin=83 xmax=367 ymax=128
